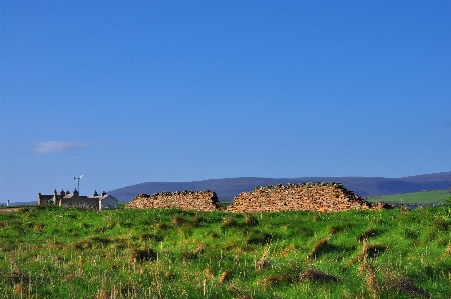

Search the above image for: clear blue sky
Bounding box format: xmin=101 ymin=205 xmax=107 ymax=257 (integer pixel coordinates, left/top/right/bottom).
xmin=1 ymin=1 xmax=450 ymax=203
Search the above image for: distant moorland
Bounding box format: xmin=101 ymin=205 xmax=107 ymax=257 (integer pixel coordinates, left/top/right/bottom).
xmin=109 ymin=172 xmax=451 ymax=203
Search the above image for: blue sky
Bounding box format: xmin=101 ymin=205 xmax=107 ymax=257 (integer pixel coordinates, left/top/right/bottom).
xmin=1 ymin=1 xmax=450 ymax=203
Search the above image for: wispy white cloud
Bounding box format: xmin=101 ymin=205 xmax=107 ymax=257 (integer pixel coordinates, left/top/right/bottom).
xmin=31 ymin=141 xmax=113 ymax=155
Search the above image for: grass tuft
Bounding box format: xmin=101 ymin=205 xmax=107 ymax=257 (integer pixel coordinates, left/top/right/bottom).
xmin=164 ymin=271 xmax=175 ymax=280
xmin=383 ymin=276 xmax=430 ymax=298
xmin=329 ymin=225 xmax=347 ymax=235
xmin=205 ymin=267 xmax=215 ymax=278
xmin=246 ymin=231 xmax=273 ymax=245
xmin=432 ymin=218 xmax=451 ymax=231
xmin=139 ymin=233 xmax=164 ymax=242
xmin=10 ymin=272 xmax=30 ymax=283
xmin=73 ymin=240 xmax=92 ymax=250
xmin=131 ymin=248 xmax=157 ymax=263
xmin=299 ymin=268 xmax=340 ymax=283
xmin=261 ymin=273 xmax=293 ymax=288
xmin=171 ymin=216 xmax=185 ymax=226
xmin=192 ymin=215 xmax=205 ymax=226
xmin=221 ymin=216 xmax=237 ymax=228
xmin=357 ymin=228 xmax=383 ymax=241
xmin=446 ymin=243 xmax=451 ymax=256
xmin=90 ymin=236 xmax=112 ymax=246
xmin=360 ymin=240 xmax=387 ymax=260
xmin=255 ymin=248 xmax=270 ymax=271
xmin=219 ymin=270 xmax=232 ymax=284
xmin=244 ymin=215 xmax=259 ymax=226
xmin=307 ymin=237 xmax=339 ymax=259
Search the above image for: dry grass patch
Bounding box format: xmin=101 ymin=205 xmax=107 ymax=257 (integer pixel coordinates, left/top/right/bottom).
xmin=444 ymin=243 xmax=451 ymax=256
xmin=48 ymin=240 xmax=65 ymax=250
xmin=204 ymin=267 xmax=215 ymax=278
xmin=329 ymin=225 xmax=347 ymax=235
xmin=195 ymin=242 xmax=207 ymax=254
xmin=14 ymin=282 xmax=26 ymax=296
xmin=358 ymin=263 xmax=380 ymax=298
xmin=255 ymin=248 xmax=270 ymax=272
xmin=279 ymin=244 xmax=296 ymax=257
xmin=219 ymin=270 xmax=232 ymax=284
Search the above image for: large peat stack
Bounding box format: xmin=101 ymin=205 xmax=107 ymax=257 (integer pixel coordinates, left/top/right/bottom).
xmin=226 ymin=182 xmax=377 ymax=213
xmin=125 ymin=190 xmax=223 ymax=212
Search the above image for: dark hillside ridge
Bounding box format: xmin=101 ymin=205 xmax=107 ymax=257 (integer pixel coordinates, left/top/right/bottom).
xmin=108 ymin=171 xmax=451 ymax=203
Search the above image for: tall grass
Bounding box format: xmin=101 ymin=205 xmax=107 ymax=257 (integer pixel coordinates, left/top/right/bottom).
xmin=0 ymin=205 xmax=450 ymax=298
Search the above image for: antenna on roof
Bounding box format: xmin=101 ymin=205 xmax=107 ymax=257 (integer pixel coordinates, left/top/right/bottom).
xmin=74 ymin=175 xmax=83 ymax=194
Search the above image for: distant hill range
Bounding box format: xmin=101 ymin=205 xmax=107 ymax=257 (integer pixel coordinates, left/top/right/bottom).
xmin=109 ymin=171 xmax=451 ymax=203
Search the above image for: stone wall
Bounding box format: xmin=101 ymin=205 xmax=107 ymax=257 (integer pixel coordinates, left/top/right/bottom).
xmin=125 ymin=190 xmax=223 ymax=212
xmin=226 ymin=182 xmax=385 ymax=213
xmin=60 ymin=197 xmax=100 ymax=211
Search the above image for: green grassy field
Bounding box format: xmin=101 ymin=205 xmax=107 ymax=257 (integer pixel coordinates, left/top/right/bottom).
xmin=369 ymin=190 xmax=451 ymax=204
xmin=1 ymin=205 xmax=450 ymax=298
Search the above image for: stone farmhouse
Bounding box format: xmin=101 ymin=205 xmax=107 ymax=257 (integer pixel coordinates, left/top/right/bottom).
xmin=37 ymin=189 xmax=118 ymax=210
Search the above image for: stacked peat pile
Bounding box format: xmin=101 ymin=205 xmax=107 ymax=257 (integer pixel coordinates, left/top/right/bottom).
xmin=226 ymin=182 xmax=380 ymax=213
xmin=125 ymin=190 xmax=223 ymax=212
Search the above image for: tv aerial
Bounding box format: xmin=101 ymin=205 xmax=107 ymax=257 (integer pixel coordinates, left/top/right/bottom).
xmin=74 ymin=175 xmax=83 ymax=193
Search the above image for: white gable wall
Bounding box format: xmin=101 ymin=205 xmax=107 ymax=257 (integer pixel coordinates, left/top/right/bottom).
xmin=100 ymin=195 xmax=118 ymax=210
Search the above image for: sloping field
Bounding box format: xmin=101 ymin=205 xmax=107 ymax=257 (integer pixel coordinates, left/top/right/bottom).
xmin=369 ymin=190 xmax=451 ymax=204
xmin=1 ymin=205 xmax=450 ymax=298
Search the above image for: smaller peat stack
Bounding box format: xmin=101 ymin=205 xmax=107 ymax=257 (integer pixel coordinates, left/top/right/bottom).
xmin=125 ymin=190 xmax=223 ymax=212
